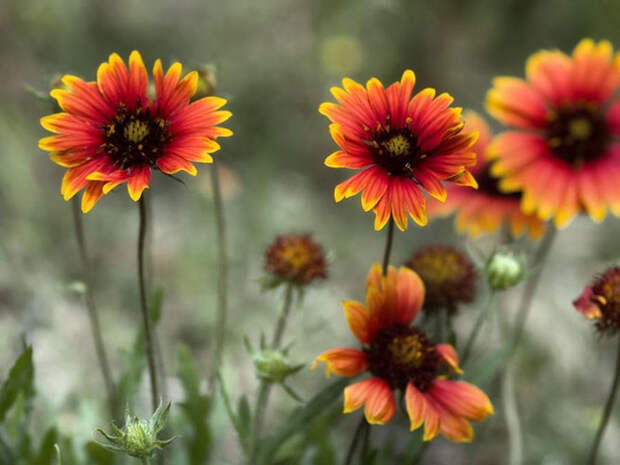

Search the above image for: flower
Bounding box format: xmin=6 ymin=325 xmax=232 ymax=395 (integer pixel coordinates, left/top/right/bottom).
xmin=264 ymin=234 xmax=327 ymax=286
xmin=486 ymin=39 xmax=620 ymax=227
xmin=485 ymin=250 xmax=525 ymax=291
xmin=97 ymin=402 xmax=175 ymax=458
xmin=312 ymin=264 xmax=493 ymax=442
xmin=320 ymin=70 xmax=479 ymax=231
xmin=574 ymin=267 xmax=620 ymax=335
xmin=39 ymin=51 xmax=232 ymax=212
xmin=428 ymin=112 xmax=545 ymax=239
xmin=404 ymin=246 xmax=476 ymax=314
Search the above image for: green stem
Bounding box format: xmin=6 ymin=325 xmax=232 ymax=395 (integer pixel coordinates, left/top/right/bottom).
xmin=71 ymin=198 xmax=117 ymax=418
xmin=503 ymin=362 xmax=523 ymax=465
xmin=141 ymin=458 xmax=150 ymax=465
xmin=344 ymin=417 xmax=366 ymax=465
xmin=508 ymin=225 xmax=557 ymax=356
xmin=209 ymin=161 xmax=229 ymax=390
xmin=587 ymin=337 xmax=620 ymax=465
xmin=249 ymin=283 xmax=295 ymax=462
xmin=138 ymin=195 xmax=159 ymax=411
xmin=461 ymin=291 xmax=496 ymax=367
xmin=382 ymin=218 xmax=395 ymax=275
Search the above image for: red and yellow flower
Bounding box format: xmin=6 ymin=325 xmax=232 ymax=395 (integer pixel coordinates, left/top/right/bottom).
xmin=320 ymin=70 xmax=479 ymax=231
xmin=486 ymin=39 xmax=620 ymax=227
xmin=39 ymin=51 xmax=232 ymax=212
xmin=428 ymin=112 xmax=546 ymax=239
xmin=312 ymin=264 xmax=493 ymax=442
xmin=264 ymin=234 xmax=328 ymax=286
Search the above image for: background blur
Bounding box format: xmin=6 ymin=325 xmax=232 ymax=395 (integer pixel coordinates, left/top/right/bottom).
xmin=1 ymin=0 xmax=620 ymax=463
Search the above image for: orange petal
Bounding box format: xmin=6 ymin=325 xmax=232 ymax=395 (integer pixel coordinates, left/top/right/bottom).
xmin=405 ymin=382 xmax=425 ymax=431
xmin=422 ymin=394 xmax=440 ymax=441
xmin=81 ymin=181 xmax=105 ymax=213
xmin=127 ymin=165 xmax=152 ymax=201
xmin=436 ymin=344 xmax=463 ymax=374
xmin=428 ymin=380 xmax=494 ymax=422
xmin=343 ymin=378 xmax=377 ymax=414
xmin=363 ymin=378 xmax=395 ymax=425
xmin=393 ymin=266 xmax=425 ymax=325
xmin=343 ymin=300 xmax=372 ymax=343
xmin=312 ymin=347 xmax=368 ymax=378
xmin=573 ymin=286 xmax=602 ymax=320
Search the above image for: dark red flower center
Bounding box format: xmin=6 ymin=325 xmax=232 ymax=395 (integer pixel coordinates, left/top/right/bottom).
xmin=546 ymin=103 xmax=610 ymax=168
xmin=365 ymin=324 xmax=439 ymax=391
xmin=103 ymin=104 xmax=171 ymax=170
xmin=367 ymin=123 xmax=424 ymax=175
xmin=264 ymin=235 xmax=327 ymax=285
xmin=591 ymin=267 xmax=620 ymax=335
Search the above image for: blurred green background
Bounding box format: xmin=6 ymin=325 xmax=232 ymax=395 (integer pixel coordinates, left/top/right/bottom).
xmin=1 ymin=0 xmax=620 ymax=463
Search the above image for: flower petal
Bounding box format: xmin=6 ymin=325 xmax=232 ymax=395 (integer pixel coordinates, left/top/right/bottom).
xmin=312 ymin=348 xmax=368 ymax=378
xmin=428 ymin=380 xmax=494 ymax=422
xmin=436 ymin=344 xmax=462 ymax=374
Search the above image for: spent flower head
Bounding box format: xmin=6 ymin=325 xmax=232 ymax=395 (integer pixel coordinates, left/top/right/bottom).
xmin=405 ymin=245 xmax=476 ymax=314
xmin=574 ymin=267 xmax=620 ymax=336
xmin=264 ymin=234 xmax=327 ymax=287
xmin=485 ymin=250 xmax=525 ymax=291
xmin=97 ymin=402 xmax=175 ymax=458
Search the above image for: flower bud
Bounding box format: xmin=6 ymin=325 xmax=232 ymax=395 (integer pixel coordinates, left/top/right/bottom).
xmin=97 ymin=402 xmax=175 ymax=458
xmin=252 ymin=349 xmax=304 ymax=383
xmin=485 ymin=251 xmax=524 ymax=291
xmin=193 ymin=64 xmax=218 ymax=99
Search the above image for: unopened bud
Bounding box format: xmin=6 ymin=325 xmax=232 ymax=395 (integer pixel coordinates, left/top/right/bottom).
xmin=97 ymin=402 xmax=175 ymax=458
xmin=193 ymin=64 xmax=218 ymax=99
xmin=252 ymin=349 xmax=304 ymax=383
xmin=485 ymin=251 xmax=524 ymax=291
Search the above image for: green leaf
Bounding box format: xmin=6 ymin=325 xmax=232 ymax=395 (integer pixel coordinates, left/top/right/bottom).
xmin=256 ymin=378 xmax=348 ymax=465
xmin=176 ymin=345 xmax=212 ymax=464
xmin=32 ymin=427 xmax=57 ymax=465
xmin=84 ymin=441 xmax=116 ymax=465
xmin=0 ymin=345 xmax=34 ymax=424
xmin=236 ymin=394 xmax=251 ymax=451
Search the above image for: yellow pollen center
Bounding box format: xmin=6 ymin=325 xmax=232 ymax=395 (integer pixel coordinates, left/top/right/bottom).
xmin=388 ymin=335 xmax=426 ymax=368
xmin=124 ymin=120 xmax=150 ymax=143
xmin=569 ymin=117 xmax=592 ymax=140
xmin=381 ymin=134 xmax=410 ymax=157
xmin=280 ymin=245 xmax=312 ymax=270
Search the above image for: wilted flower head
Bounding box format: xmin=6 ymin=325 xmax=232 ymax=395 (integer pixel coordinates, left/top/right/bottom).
xmin=264 ymin=234 xmax=327 ymax=286
xmin=485 ymin=250 xmax=525 ymax=291
xmin=574 ymin=267 xmax=620 ymax=336
xmin=313 ymin=264 xmax=493 ymax=442
xmin=39 ymin=51 xmax=232 ymax=212
xmin=97 ymin=402 xmax=175 ymax=458
xmin=405 ymin=246 xmax=476 ymax=313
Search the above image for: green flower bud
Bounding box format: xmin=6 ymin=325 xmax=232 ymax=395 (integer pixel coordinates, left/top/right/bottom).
xmin=485 ymin=251 xmax=525 ymax=291
xmin=97 ymin=402 xmax=175 ymax=458
xmin=193 ymin=64 xmax=218 ymax=100
xmin=252 ymin=349 xmax=304 ymax=383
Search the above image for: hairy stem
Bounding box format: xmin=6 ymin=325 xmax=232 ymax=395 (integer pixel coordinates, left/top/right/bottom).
xmin=587 ymin=337 xmax=620 ymax=465
xmin=461 ymin=291 xmax=496 ymax=367
xmin=138 ymin=196 xmax=159 ymax=410
xmin=71 ymin=198 xmax=117 ymax=417
xmin=209 ymin=161 xmax=229 ymax=390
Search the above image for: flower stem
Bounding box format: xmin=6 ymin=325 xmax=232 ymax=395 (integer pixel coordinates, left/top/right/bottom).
xmin=503 ymin=362 xmax=523 ymax=465
xmin=508 ymin=225 xmax=557 ymax=356
xmin=141 ymin=458 xmax=150 ymax=465
xmin=382 ymin=218 xmax=395 ymax=275
xmin=208 ymin=161 xmax=229 ymax=390
xmin=461 ymin=291 xmax=496 ymax=367
xmin=249 ymin=283 xmax=295 ymax=462
xmin=71 ymin=198 xmax=117 ymax=418
xmin=587 ymin=337 xmax=620 ymax=465
xmin=138 ymin=195 xmax=159 ymax=411
xmin=344 ymin=417 xmax=367 ymax=465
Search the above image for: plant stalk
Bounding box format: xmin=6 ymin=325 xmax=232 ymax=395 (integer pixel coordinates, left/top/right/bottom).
xmin=382 ymin=218 xmax=395 ymax=275
xmin=461 ymin=291 xmax=496 ymax=367
xmin=138 ymin=195 xmax=159 ymax=411
xmin=71 ymin=198 xmax=117 ymax=418
xmin=587 ymin=337 xmax=620 ymax=465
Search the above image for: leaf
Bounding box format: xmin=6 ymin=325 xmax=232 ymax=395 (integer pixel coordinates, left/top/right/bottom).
xmin=32 ymin=427 xmax=58 ymax=465
xmin=0 ymin=345 xmax=34 ymax=423
xmin=84 ymin=441 xmax=116 ymax=465
xmin=236 ymin=394 xmax=251 ymax=451
xmin=256 ymin=378 xmax=348 ymax=465
xmin=176 ymin=345 xmax=212 ymax=464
